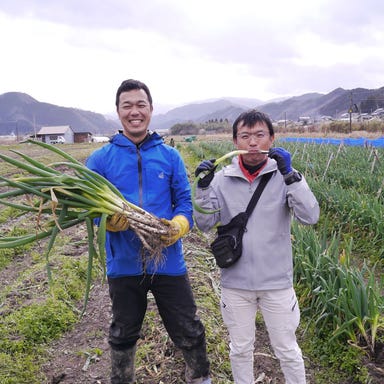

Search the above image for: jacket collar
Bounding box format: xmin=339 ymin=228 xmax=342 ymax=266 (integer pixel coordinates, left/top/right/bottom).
xmin=110 ymin=131 xmax=163 ymax=149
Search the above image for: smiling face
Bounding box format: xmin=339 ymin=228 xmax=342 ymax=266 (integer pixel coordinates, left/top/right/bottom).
xmin=233 ymin=121 xmax=275 ymax=166
xmin=117 ymin=89 xmax=153 ymax=144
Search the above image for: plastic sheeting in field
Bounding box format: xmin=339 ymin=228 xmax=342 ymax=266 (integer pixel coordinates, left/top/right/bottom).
xmin=280 ymin=137 xmax=384 ymax=148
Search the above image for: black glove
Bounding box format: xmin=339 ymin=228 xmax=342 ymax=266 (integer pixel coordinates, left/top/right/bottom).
xmin=268 ymin=147 xmax=292 ymax=175
xmin=195 ymin=159 xmax=217 ymax=188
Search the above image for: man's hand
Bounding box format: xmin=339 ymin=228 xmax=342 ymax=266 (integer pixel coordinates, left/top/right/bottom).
xmin=194 ymin=159 xmax=217 ymax=188
xmin=160 ymin=215 xmax=190 ymax=247
xmin=106 ymin=213 xmax=130 ymax=232
xmin=268 ymin=147 xmax=292 ymax=175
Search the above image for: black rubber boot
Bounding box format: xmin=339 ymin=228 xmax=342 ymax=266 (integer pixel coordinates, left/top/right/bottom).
xmin=182 ymin=344 xmax=211 ymax=384
xmin=110 ymin=345 xmax=136 ymax=384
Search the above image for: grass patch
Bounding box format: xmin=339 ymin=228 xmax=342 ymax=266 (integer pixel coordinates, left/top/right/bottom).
xmin=0 ymin=352 xmax=46 ymax=384
xmin=0 ymin=227 xmax=103 ymax=383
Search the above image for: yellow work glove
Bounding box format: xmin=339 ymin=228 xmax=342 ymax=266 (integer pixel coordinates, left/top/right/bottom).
xmin=160 ymin=215 xmax=190 ymax=247
xmin=106 ymin=213 xmax=130 ymax=232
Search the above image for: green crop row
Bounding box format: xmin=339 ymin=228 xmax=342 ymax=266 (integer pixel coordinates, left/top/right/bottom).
xmin=0 ymin=140 xmax=383 ymax=383
xmin=181 ymin=139 xmax=384 ymax=381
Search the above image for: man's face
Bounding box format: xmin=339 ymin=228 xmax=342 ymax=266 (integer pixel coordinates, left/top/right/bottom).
xmin=117 ymin=89 xmax=153 ymax=143
xmin=233 ymin=121 xmax=274 ymax=166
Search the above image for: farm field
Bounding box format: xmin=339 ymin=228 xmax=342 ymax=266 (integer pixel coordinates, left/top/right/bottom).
xmin=0 ymin=137 xmax=383 ymax=383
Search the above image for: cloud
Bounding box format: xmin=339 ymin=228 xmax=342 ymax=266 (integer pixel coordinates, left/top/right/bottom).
xmin=0 ymin=0 xmax=384 ymax=114
xmin=0 ymin=0 xmax=184 ymax=30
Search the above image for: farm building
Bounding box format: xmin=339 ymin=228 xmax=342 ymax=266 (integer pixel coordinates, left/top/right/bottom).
xmin=35 ymin=125 xmax=92 ymax=144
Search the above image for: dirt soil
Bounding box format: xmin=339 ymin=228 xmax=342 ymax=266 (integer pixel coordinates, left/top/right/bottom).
xmin=41 ymin=283 xmax=287 ymax=384
xmin=39 ymin=230 xmax=289 ymax=384
xmin=41 ymin=289 xmax=296 ymax=384
xmin=38 ymin=229 xmax=384 ymax=384
xmin=1 ymin=226 xmax=383 ymax=383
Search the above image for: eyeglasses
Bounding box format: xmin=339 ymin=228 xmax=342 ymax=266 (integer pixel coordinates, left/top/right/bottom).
xmin=237 ymin=131 xmax=269 ymax=141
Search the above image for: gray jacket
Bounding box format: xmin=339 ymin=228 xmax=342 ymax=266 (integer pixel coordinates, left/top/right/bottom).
xmin=193 ymin=156 xmax=320 ymax=291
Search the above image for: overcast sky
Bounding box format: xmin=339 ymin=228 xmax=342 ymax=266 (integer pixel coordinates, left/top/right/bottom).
xmin=1 ymin=0 xmax=383 ymax=114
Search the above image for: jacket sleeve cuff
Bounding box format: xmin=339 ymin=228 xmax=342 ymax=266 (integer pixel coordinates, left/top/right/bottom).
xmin=284 ymin=171 xmax=302 ymax=185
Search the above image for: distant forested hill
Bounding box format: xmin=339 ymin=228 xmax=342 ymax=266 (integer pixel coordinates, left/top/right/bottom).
xmin=0 ymin=92 xmax=120 ymax=136
xmin=1 ymin=86 xmax=384 ymax=136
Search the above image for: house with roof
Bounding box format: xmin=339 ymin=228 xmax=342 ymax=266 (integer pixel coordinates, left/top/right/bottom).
xmin=35 ymin=125 xmax=92 ymax=144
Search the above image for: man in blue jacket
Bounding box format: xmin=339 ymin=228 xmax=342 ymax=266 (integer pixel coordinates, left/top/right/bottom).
xmin=86 ymin=79 xmax=211 ymax=384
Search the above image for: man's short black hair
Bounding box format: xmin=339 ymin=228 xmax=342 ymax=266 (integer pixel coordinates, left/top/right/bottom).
xmin=232 ymin=109 xmax=274 ymax=139
xmin=115 ymin=79 xmax=153 ymax=107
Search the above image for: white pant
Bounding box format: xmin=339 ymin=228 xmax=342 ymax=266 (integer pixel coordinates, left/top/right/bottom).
xmin=220 ymin=287 xmax=306 ymax=384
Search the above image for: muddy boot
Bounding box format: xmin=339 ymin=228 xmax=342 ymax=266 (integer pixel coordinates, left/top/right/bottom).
xmin=110 ymin=345 xmax=136 ymax=384
xmin=182 ymin=344 xmax=211 ymax=384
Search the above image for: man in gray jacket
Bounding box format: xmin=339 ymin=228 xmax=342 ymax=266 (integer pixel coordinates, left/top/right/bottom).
xmin=193 ymin=109 xmax=319 ymax=384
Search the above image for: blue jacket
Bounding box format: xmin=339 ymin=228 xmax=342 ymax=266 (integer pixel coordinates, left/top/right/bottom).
xmin=86 ymin=132 xmax=193 ymax=277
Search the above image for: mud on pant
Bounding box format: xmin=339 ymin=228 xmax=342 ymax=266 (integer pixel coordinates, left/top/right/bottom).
xmin=108 ymin=274 xmax=210 ymax=379
xmin=220 ymin=286 xmax=306 ymax=384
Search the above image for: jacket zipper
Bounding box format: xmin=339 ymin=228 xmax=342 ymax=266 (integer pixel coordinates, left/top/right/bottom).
xmin=136 ymin=145 xmax=146 ymax=273
xmin=136 ymin=146 xmax=143 ymax=207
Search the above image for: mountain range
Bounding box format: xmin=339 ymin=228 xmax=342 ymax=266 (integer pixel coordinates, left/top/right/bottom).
xmin=0 ymin=92 xmax=121 ymax=136
xmin=1 ymin=86 xmax=384 ymax=136
xmin=151 ymin=86 xmax=384 ymax=131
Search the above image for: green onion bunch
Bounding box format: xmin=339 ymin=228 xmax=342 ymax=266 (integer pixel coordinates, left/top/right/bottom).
xmin=0 ymin=140 xmax=170 ymax=309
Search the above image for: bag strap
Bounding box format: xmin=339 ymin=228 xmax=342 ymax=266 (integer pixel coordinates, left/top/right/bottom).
xmin=245 ymin=171 xmax=274 ymax=216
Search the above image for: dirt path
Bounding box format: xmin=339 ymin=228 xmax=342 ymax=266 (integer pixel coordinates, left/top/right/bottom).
xmin=41 ymin=281 xmax=288 ymax=384
xmin=39 ymin=228 xmax=384 ymax=384
xmin=2 ymin=227 xmax=381 ymax=383
xmin=42 ymin=279 xmax=112 ymax=384
xmin=41 ymin=232 xmax=289 ymax=384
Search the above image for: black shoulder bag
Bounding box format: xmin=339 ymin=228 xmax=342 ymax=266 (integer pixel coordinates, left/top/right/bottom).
xmin=210 ymin=172 xmax=273 ymax=268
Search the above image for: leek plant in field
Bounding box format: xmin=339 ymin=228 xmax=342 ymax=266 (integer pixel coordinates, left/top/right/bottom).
xmin=293 ymin=223 xmax=383 ymax=357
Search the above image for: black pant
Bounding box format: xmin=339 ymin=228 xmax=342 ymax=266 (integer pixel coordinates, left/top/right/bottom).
xmin=108 ymin=274 xmax=207 ymax=352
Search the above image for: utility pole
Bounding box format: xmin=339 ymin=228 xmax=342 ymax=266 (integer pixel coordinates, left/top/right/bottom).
xmin=348 ymin=91 xmax=353 ymax=133
xmin=33 ymin=114 xmax=37 ymax=139
xmin=15 ymin=121 xmax=19 ymax=142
